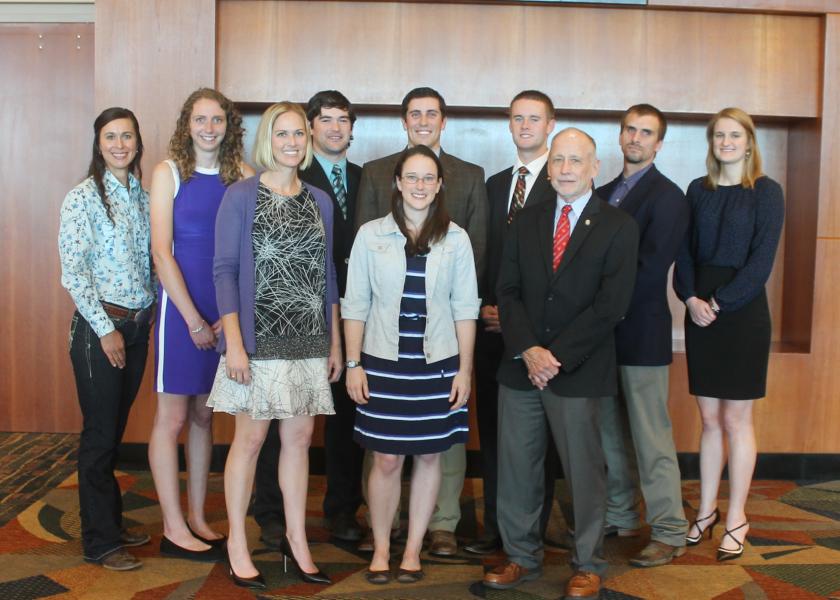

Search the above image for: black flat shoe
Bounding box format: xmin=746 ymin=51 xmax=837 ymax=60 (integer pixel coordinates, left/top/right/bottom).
xmin=396 ymin=567 xmax=424 ymax=584
xmin=187 ymin=524 xmax=227 ymax=548
xmin=228 ymin=565 xmax=267 ymax=589
xmin=717 ymin=522 xmax=749 ymax=561
xmin=160 ymin=536 xmax=225 ymax=562
xmin=365 ymin=568 xmax=391 ymax=585
xmin=279 ymin=536 xmax=332 ymax=584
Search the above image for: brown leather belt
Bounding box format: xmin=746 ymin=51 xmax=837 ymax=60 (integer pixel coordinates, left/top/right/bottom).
xmin=102 ymin=301 xmax=152 ymax=323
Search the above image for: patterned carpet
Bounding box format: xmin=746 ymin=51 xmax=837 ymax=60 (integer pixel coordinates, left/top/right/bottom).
xmin=1 ymin=433 xmax=839 ymax=599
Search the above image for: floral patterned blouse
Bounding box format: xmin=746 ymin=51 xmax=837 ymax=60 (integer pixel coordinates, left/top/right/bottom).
xmin=58 ymin=170 xmax=155 ymax=337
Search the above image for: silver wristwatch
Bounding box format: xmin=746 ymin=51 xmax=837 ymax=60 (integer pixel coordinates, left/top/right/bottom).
xmin=345 ymin=360 xmax=361 ymax=369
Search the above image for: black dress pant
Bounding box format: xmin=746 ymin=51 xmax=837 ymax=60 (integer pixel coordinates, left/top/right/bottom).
xmin=253 ymin=371 xmax=363 ymax=528
xmin=474 ymin=328 xmax=557 ymax=539
xmin=69 ymin=312 xmax=149 ymax=560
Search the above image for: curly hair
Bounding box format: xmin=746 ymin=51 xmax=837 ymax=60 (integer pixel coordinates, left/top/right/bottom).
xmin=168 ymin=88 xmax=246 ymax=186
xmin=88 ymin=107 xmax=144 ymax=221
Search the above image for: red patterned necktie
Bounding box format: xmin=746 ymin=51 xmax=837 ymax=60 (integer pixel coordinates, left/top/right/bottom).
xmin=552 ymin=204 xmax=572 ymax=271
xmin=506 ymin=166 xmax=529 ymax=224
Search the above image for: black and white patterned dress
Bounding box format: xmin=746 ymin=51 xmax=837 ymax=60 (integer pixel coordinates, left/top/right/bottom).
xmin=353 ymin=253 xmax=467 ymax=455
xmin=208 ymin=184 xmax=334 ymax=419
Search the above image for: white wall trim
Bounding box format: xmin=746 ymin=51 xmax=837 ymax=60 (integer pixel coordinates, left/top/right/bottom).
xmin=0 ymin=2 xmax=94 ymax=23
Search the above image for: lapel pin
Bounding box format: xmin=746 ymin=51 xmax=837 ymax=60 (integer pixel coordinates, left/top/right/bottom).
xmin=585 ymin=219 xmax=591 ymax=226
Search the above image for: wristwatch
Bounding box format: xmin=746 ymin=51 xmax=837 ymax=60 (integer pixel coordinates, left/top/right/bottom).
xmin=345 ymin=360 xmax=361 ymax=369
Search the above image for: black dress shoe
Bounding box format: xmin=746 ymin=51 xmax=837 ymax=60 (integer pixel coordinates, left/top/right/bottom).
xmin=159 ymin=536 xmax=225 ymax=562
xmin=228 ymin=564 xmax=266 ymax=589
xmin=187 ymin=524 xmax=227 ymax=548
xmin=279 ymin=537 xmax=332 ymax=584
xmin=328 ymin=512 xmax=363 ymax=542
xmin=464 ymin=537 xmax=502 ymax=555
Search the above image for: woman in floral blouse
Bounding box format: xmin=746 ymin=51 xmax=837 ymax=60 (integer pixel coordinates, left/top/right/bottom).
xmin=58 ymin=107 xmax=155 ymax=572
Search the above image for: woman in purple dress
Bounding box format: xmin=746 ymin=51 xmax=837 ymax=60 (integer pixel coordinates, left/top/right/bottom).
xmin=148 ymin=88 xmax=254 ymax=561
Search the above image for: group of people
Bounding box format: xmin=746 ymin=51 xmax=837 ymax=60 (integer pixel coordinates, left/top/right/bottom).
xmin=58 ymin=85 xmax=784 ymax=599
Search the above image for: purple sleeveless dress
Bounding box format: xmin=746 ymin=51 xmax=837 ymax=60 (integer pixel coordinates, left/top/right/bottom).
xmin=154 ymin=163 xmax=226 ymax=394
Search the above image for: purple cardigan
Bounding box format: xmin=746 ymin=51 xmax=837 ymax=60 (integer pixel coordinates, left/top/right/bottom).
xmin=213 ymin=174 xmax=338 ymax=354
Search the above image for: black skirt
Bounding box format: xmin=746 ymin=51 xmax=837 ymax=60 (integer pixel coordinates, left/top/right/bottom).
xmin=684 ymin=266 xmax=771 ymax=400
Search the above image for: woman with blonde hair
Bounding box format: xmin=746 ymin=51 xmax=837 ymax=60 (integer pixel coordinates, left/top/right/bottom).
xmin=148 ymin=88 xmax=253 ymax=561
xmin=208 ymin=101 xmax=342 ymax=588
xmin=674 ymin=107 xmax=784 ymax=561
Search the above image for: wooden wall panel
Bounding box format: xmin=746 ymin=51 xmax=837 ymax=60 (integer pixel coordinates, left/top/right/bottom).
xmin=94 ymin=0 xmax=220 ymax=443
xmin=218 ymin=1 xmax=821 ymax=118
xmin=818 ymin=14 xmax=840 ymax=238
xmin=0 ymin=23 xmax=93 ymax=432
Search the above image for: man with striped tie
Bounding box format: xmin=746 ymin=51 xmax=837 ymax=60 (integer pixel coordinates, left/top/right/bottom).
xmin=466 ymin=90 xmax=557 ymax=556
xmin=487 ymin=128 xmax=638 ymax=600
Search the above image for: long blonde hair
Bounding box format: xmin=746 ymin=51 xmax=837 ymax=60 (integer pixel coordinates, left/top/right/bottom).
xmin=704 ymin=107 xmax=763 ymax=190
xmin=168 ymin=88 xmax=246 ymax=186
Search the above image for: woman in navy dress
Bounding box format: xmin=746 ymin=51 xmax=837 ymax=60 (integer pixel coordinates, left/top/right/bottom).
xmin=148 ymin=89 xmax=253 ymax=560
xmin=674 ymin=107 xmax=784 ymax=561
xmin=342 ymin=145 xmax=479 ymax=583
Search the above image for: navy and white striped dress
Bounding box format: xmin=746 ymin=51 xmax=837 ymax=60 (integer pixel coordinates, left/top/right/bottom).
xmin=354 ymin=253 xmax=468 ymax=455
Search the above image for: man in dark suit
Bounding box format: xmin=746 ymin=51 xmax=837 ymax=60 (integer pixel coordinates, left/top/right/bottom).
xmin=354 ymin=86 xmax=487 ymax=556
xmin=253 ymin=90 xmax=364 ymax=545
xmin=465 ymin=90 xmax=556 ymax=556
xmin=595 ymin=104 xmax=690 ymax=567
xmin=484 ymin=128 xmax=638 ymax=600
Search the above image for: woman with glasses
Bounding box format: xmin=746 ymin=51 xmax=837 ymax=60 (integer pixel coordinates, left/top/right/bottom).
xmin=342 ymin=145 xmax=479 ymax=584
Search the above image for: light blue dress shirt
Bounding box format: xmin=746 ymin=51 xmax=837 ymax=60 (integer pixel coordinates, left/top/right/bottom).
xmin=59 ymin=170 xmax=155 ymax=337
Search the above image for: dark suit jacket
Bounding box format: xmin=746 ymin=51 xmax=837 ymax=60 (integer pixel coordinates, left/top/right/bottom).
xmin=354 ymin=148 xmax=488 ymax=280
xmin=596 ymin=165 xmax=689 ymax=366
xmin=496 ymin=192 xmax=639 ymax=397
xmin=483 ymin=162 xmax=552 ymax=306
xmin=300 ymin=158 xmax=362 ymax=297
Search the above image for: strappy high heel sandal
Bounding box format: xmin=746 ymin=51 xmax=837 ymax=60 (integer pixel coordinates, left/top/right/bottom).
xmin=685 ymin=508 xmax=720 ymax=546
xmin=717 ymin=522 xmax=749 ymax=561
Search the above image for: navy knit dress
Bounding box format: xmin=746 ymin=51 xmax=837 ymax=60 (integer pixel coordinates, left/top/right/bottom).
xmin=353 ymin=253 xmax=468 ymax=455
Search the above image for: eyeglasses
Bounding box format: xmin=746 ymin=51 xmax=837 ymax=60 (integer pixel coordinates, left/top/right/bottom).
xmin=401 ymin=174 xmax=438 ymax=185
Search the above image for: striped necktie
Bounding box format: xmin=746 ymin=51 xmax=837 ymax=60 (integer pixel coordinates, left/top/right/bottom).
xmin=331 ymin=164 xmax=348 ymax=220
xmin=506 ymin=166 xmax=529 ymax=224
xmin=552 ymin=204 xmax=572 ymax=271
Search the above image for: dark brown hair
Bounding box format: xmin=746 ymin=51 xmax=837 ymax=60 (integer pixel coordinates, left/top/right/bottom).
xmin=621 ymin=103 xmax=668 ymax=141
xmin=390 ymin=145 xmax=450 ymax=256
xmin=400 ymin=87 xmax=447 ymax=120
xmin=88 ymin=107 xmax=144 ymax=221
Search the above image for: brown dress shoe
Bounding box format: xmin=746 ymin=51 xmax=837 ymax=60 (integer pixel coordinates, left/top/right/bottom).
xmin=428 ymin=530 xmax=458 ymax=557
xmin=100 ymin=548 xmax=142 ymax=571
xmin=483 ymin=561 xmax=542 ymax=589
xmin=629 ymin=540 xmax=686 ymax=567
xmin=119 ymin=528 xmax=150 ymax=547
xmin=565 ymin=571 xmax=601 ymax=599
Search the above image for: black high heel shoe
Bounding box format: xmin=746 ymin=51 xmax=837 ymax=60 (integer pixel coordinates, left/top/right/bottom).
xmin=717 ymin=522 xmax=749 ymax=561
xmin=685 ymin=508 xmax=720 ymax=546
xmin=279 ymin=537 xmax=331 ymax=584
xmin=227 ymin=562 xmax=266 ymax=589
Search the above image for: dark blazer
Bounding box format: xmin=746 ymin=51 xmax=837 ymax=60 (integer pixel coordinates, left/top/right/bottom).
xmin=496 ymin=192 xmax=639 ymax=397
xmin=483 ymin=162 xmax=552 ymax=306
xmin=354 ymin=148 xmax=488 ymax=280
xmin=596 ymin=165 xmax=689 ymax=366
xmin=300 ymin=158 xmax=362 ymax=297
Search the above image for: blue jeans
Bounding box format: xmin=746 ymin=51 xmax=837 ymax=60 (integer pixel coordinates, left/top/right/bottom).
xmin=68 ymin=311 xmax=149 ymax=560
